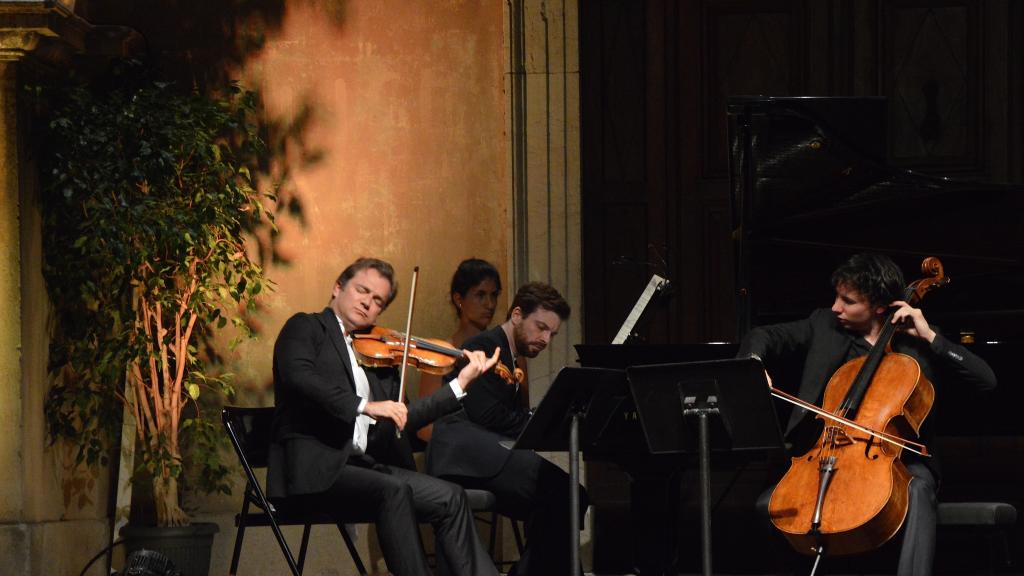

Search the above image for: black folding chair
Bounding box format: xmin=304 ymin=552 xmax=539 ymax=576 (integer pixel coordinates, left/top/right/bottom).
xmin=222 ymin=406 xmax=367 ymax=576
xmin=428 ymin=482 xmax=525 ymax=570
xmin=472 ymin=492 xmax=525 ymax=566
xmin=406 ymin=434 xmax=525 ymax=569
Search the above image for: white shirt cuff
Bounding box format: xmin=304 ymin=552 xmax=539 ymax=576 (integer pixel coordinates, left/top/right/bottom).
xmin=448 ymin=379 xmax=466 ymax=399
xmin=357 ymin=397 xmax=368 ymax=414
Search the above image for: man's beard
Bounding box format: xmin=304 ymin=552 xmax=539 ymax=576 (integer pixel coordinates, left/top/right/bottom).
xmin=513 ymin=324 xmax=541 ymax=358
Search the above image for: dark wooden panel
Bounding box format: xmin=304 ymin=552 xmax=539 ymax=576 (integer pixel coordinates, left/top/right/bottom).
xmin=699 ymin=187 xmax=735 ymax=340
xmin=582 ymin=0 xmax=679 ymax=345
xmin=600 ymin=203 xmax=653 ymax=340
xmin=582 ymin=0 xmax=651 ymax=344
xmin=703 ymin=0 xmax=807 ymax=177
xmin=882 ymin=1 xmax=982 ymax=171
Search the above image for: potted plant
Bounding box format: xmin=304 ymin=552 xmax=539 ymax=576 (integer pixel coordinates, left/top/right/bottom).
xmin=39 ymin=62 xmax=273 ymax=573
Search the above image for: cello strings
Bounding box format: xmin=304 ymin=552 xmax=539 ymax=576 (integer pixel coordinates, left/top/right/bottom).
xmin=771 ymin=387 xmax=929 ymax=455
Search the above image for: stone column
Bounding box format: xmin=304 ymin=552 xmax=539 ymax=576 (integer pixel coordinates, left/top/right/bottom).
xmin=0 ymin=57 xmax=25 ymax=553
xmin=504 ymin=0 xmax=587 ymax=568
xmin=0 ymin=4 xmax=134 ymax=574
xmin=505 ymin=0 xmax=582 ymax=398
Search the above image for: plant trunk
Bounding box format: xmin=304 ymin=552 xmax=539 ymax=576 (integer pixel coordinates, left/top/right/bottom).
xmin=154 ymin=470 xmax=190 ymax=526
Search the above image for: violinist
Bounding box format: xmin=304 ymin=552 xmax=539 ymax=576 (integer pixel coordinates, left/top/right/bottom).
xmin=426 ymin=282 xmax=589 ymax=576
xmin=418 ymin=258 xmax=505 ymax=443
xmin=739 ymin=253 xmax=996 ymax=576
xmin=265 ymin=257 xmax=502 ymax=576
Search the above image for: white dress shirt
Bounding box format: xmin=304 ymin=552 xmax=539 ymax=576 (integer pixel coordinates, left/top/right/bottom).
xmin=338 ymin=318 xmax=375 ymax=454
xmin=336 ymin=314 xmax=466 ymax=454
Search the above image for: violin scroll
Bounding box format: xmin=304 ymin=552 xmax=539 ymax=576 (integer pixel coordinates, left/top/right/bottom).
xmin=494 ymin=361 xmax=525 ymax=387
xmin=907 ymin=256 xmax=949 ymax=304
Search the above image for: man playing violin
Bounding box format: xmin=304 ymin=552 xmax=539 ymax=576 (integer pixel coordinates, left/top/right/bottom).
xmin=265 ymin=257 xmax=502 ymax=576
xmin=426 ymin=282 xmax=589 ymax=576
xmin=740 ymin=253 xmax=996 ymax=576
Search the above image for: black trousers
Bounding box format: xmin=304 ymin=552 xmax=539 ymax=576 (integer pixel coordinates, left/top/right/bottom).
xmin=296 ymin=460 xmax=497 ymax=576
xmin=441 ymin=449 xmax=589 ymax=576
xmin=756 ymin=459 xmax=937 ymax=576
xmin=897 ymin=460 xmax=938 ymax=576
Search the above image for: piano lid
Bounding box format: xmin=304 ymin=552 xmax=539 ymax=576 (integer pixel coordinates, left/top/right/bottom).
xmin=728 ymin=96 xmax=1024 ymax=339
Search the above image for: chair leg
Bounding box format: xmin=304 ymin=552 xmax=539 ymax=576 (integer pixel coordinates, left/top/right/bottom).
xmin=230 ymin=497 xmax=253 ymax=576
xmin=229 ymin=519 xmax=247 ymax=575
xmin=511 ymin=518 xmax=525 ymax=554
xmin=1000 ymin=529 xmax=1014 ymax=567
xmin=337 ymin=523 xmax=369 ymax=576
xmin=266 ymin=519 xmax=303 ymax=576
xmin=297 ymin=524 xmax=312 ymax=574
xmin=488 ymin=511 xmax=499 ymax=558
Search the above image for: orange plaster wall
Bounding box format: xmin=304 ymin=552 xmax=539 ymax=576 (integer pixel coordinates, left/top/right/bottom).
xmin=232 ymin=1 xmax=511 ymax=398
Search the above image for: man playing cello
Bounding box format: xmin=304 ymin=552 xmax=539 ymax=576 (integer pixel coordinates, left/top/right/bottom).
xmin=740 ymin=253 xmax=996 ymax=576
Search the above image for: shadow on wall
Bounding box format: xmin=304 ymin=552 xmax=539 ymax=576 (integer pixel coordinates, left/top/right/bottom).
xmin=78 ymin=0 xmax=348 ymax=90
xmin=75 ymin=2 xmax=344 ymax=358
xmin=41 ymin=0 xmax=340 ymax=499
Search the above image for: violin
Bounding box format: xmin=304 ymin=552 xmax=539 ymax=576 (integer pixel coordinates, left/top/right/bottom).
xmin=767 ymin=257 xmax=948 ymax=560
xmin=352 ymin=326 xmax=524 ymax=385
xmin=352 ymin=326 xmax=462 ymax=375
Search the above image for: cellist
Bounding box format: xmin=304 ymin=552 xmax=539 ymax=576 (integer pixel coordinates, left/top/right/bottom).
xmin=738 ymin=253 xmax=996 ymax=576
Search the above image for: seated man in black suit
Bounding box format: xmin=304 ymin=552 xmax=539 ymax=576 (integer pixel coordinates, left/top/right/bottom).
xmin=265 ymin=257 xmax=501 ymax=576
xmin=427 ymin=282 xmax=589 ymax=576
xmin=740 ymin=253 xmax=996 ymax=576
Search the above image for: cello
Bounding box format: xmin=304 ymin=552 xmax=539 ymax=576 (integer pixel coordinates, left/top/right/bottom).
xmin=767 ymin=257 xmax=949 ymax=566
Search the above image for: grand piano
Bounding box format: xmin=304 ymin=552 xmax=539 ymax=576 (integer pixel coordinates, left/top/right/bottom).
xmin=580 ymin=96 xmax=1024 ymax=574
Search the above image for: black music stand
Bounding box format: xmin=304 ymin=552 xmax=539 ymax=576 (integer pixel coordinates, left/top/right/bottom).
xmin=513 ymin=366 xmax=628 ymax=576
xmin=627 ymin=357 xmax=784 ymax=576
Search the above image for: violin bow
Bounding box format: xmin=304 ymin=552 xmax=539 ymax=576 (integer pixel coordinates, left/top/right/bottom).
xmin=396 ymin=266 xmax=420 ymax=438
xmin=769 ymin=386 xmax=930 ymax=457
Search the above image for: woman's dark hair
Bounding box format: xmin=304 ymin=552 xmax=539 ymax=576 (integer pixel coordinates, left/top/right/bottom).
xmin=831 ymin=253 xmax=905 ymax=308
xmin=449 ymin=258 xmax=502 ymax=313
xmin=335 ymin=257 xmax=398 ymax=307
xmin=507 ymin=282 xmax=570 ymax=321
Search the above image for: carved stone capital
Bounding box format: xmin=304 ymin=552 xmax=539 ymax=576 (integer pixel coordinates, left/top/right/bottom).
xmin=0 ymin=30 xmax=42 ymax=61
xmin=0 ymin=1 xmax=90 ymax=62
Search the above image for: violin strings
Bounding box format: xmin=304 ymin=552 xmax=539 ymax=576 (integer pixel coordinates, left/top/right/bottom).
xmin=387 ymin=330 xmax=464 ymax=358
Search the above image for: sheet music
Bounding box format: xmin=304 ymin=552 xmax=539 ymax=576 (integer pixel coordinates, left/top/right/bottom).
xmin=611 ymin=274 xmax=668 ymax=344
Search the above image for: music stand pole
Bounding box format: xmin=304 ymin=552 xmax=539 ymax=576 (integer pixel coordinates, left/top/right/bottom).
xmin=569 ymin=411 xmax=582 ymax=576
xmin=628 ymin=358 xmax=785 ymax=576
xmin=513 ymin=367 xmax=629 ymax=576
xmin=683 ymin=396 xmax=719 ymax=576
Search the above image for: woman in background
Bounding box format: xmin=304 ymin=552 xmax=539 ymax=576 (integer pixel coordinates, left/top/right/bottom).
xmin=417 ymin=258 xmax=508 ymax=442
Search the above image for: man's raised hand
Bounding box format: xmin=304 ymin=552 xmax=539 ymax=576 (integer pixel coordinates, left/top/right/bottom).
xmin=456 ymin=347 xmax=502 ymax=390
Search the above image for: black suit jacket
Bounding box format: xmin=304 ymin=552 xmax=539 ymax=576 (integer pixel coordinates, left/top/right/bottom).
xmin=427 ymin=325 xmax=528 ymax=478
xmin=266 ymin=307 xmax=462 ymax=499
xmin=737 ymin=308 xmax=996 ymax=454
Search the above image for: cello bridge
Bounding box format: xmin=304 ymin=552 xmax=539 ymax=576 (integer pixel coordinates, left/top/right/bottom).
xmin=822 ymin=425 xmax=855 ymax=448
